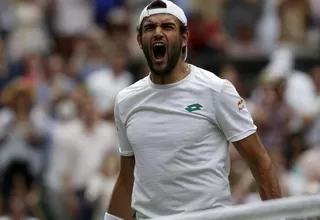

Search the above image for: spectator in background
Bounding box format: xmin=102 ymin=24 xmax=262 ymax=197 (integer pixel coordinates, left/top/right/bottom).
xmin=222 ymin=0 xmax=262 ymax=38
xmin=278 ymin=0 xmax=311 ymax=55
xmin=70 ymin=29 xmax=109 ymax=81
xmin=104 ymin=7 xmax=132 ymax=58
xmin=308 ymin=0 xmax=320 ymax=53
xmin=0 ymin=78 xmax=47 ymax=178
xmin=86 ymin=48 xmax=133 ymax=121
xmin=278 ymin=0 xmax=310 ymax=44
xmin=249 ymin=69 xmax=292 ymax=151
xmin=43 ymin=94 xmax=80 ymax=220
xmin=61 ymin=96 xmax=116 ymax=220
xmin=51 ymin=0 xmax=94 ymax=58
xmin=6 ymin=0 xmax=50 ymax=61
xmin=0 ymin=0 xmax=11 ymax=39
xmin=220 ymin=64 xmax=247 ymax=97
xmin=0 ymin=38 xmax=22 ymax=94
xmin=305 ymin=65 xmax=320 ymax=148
xmin=226 ymin=22 xmax=262 ymax=57
xmin=187 ymin=0 xmax=226 ymax=56
xmin=222 ymin=0 xmax=263 ymax=57
xmin=0 ymin=160 xmax=44 ymax=220
xmin=22 ymin=53 xmax=44 ymax=88
xmin=264 ymin=48 xmax=316 ymax=132
xmin=85 ymin=150 xmax=119 ymax=220
xmin=94 ymin=0 xmax=123 ymax=25
xmin=36 ymin=53 xmax=76 ymax=111
xmin=255 ymin=0 xmax=280 ymax=55
xmin=286 ymin=145 xmax=320 ymax=198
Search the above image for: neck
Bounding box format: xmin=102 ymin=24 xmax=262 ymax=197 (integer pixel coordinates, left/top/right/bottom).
xmin=150 ymin=60 xmax=189 ymax=85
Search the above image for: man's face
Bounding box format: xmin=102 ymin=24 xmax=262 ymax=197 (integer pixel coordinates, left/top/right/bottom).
xmin=138 ymin=14 xmax=187 ymax=76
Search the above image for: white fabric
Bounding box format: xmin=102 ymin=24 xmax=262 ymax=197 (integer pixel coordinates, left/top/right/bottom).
xmin=267 ymin=48 xmax=317 ymax=117
xmin=104 ymin=213 xmax=123 ymax=220
xmin=7 ymin=2 xmax=50 ymax=60
xmin=284 ymin=70 xmax=317 ymax=116
xmin=44 ymin=119 xmax=81 ymax=191
xmin=255 ymin=0 xmax=280 ymax=54
xmin=86 ymin=175 xmax=117 ymax=220
xmin=53 ymin=0 xmax=93 ymax=36
xmin=70 ymin=122 xmax=116 ymax=189
xmin=139 ymin=0 xmax=187 ymax=26
xmin=114 ymin=65 xmax=257 ymax=219
xmin=86 ymin=69 xmax=133 ymax=113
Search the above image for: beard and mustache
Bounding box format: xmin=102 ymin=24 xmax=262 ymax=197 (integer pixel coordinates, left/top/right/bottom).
xmin=141 ymin=38 xmax=183 ymax=76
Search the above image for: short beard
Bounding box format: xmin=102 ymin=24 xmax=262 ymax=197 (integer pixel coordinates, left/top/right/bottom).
xmin=142 ymin=41 xmax=182 ymax=76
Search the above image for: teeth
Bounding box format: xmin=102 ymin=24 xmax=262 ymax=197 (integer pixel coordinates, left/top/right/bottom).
xmin=154 ymin=43 xmax=165 ymax=47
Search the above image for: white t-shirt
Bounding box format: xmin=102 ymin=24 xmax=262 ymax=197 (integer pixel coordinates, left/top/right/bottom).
xmin=114 ymin=64 xmax=257 ymax=219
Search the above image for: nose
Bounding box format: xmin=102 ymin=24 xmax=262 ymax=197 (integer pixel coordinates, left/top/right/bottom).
xmin=153 ymin=26 xmax=164 ymax=40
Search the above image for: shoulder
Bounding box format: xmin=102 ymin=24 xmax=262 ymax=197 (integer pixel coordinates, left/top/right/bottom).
xmin=188 ymin=65 xmax=233 ymax=94
xmin=115 ymin=76 xmax=149 ymax=105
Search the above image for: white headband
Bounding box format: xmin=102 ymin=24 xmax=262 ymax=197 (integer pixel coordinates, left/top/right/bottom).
xmin=138 ymin=0 xmax=187 ymax=27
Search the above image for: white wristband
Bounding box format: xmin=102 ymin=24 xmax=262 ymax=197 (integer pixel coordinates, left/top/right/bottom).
xmin=104 ymin=213 xmax=124 ymax=220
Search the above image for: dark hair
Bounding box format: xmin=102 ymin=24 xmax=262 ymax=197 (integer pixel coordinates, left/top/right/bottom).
xmin=137 ymin=0 xmax=188 ymax=36
xmin=1 ymin=160 xmax=35 ymax=199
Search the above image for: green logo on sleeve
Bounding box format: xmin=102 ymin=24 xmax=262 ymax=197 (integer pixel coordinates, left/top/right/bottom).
xmin=185 ymin=103 xmax=203 ymax=112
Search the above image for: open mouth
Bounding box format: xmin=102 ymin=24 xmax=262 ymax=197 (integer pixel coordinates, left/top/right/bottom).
xmin=152 ymin=43 xmax=166 ymax=61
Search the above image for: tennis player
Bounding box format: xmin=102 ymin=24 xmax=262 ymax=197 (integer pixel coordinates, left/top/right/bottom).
xmin=106 ymin=1 xmax=282 ymax=219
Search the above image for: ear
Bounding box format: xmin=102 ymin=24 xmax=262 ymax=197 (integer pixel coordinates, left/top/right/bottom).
xmin=137 ymin=34 xmax=142 ymax=49
xmin=181 ymin=30 xmax=189 ymax=48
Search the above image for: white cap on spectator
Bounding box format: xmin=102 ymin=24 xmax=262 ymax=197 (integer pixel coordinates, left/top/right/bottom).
xmin=138 ymin=0 xmax=188 ymax=61
xmin=138 ymin=0 xmax=187 ymax=27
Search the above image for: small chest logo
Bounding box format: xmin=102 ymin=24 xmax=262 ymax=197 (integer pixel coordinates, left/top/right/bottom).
xmin=238 ymin=99 xmax=245 ymax=111
xmin=185 ymin=103 xmax=203 ymax=112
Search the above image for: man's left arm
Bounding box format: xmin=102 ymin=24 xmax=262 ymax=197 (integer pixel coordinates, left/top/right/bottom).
xmin=233 ymin=133 xmax=282 ymax=200
xmin=215 ymin=80 xmax=282 ymax=200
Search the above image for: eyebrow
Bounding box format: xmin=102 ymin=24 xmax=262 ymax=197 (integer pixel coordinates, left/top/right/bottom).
xmin=143 ymin=19 xmax=177 ymax=26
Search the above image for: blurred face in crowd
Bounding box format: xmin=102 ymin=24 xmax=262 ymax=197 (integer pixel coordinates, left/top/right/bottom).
xmin=138 ymin=14 xmax=188 ymax=76
xmin=55 ymin=96 xmax=77 ymax=121
xmin=12 ymin=91 xmax=33 ymax=115
xmin=80 ymin=97 xmax=99 ymax=126
xmin=110 ymin=52 xmax=128 ymax=75
xmin=24 ymin=53 xmax=43 ymax=74
xmin=46 ymin=54 xmax=65 ymax=75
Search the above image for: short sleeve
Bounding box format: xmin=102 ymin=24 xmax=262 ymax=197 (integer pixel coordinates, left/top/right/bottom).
xmin=215 ymin=80 xmax=257 ymax=142
xmin=114 ymin=100 xmax=134 ymax=156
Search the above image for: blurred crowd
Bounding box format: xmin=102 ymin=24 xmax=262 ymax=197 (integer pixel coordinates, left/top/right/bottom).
xmin=0 ymin=0 xmax=319 ymax=219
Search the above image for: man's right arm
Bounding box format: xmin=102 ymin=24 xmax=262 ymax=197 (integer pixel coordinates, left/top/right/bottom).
xmin=108 ymin=156 xmax=135 ymax=220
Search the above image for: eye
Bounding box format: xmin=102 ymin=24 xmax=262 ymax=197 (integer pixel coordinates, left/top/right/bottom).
xmin=162 ymin=24 xmax=174 ymax=30
xmin=144 ymin=24 xmax=154 ymax=31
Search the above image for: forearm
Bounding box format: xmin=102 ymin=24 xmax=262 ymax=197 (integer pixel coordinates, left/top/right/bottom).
xmin=108 ymin=178 xmax=135 ymax=219
xmin=250 ymin=160 xmax=282 ymax=200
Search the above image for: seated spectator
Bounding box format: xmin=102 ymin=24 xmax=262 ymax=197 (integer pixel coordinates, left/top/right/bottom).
xmin=0 ymin=78 xmax=48 ymax=177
